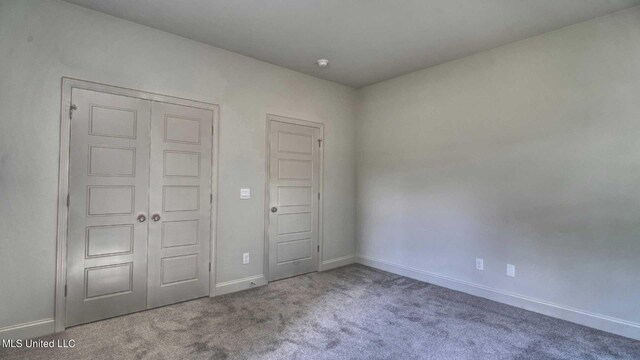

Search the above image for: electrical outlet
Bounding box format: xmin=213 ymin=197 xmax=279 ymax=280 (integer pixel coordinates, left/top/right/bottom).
xmin=475 ymin=258 xmax=484 ymax=271
xmin=243 ymin=252 xmax=250 ymax=265
xmin=507 ymin=264 xmax=516 ymax=277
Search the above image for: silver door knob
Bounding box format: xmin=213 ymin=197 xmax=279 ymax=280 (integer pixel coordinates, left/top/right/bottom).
xmin=152 ymin=213 xmax=161 ymax=222
xmin=137 ymin=214 xmax=146 ymax=222
xmin=271 ymin=207 xmax=278 ymax=213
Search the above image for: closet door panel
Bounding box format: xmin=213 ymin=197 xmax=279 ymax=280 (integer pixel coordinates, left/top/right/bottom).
xmin=66 ymin=89 xmax=150 ymax=326
xmin=147 ymin=102 xmax=212 ymax=308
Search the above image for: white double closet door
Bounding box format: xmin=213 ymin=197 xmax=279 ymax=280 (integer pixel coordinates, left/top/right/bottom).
xmin=66 ymin=88 xmax=213 ymax=326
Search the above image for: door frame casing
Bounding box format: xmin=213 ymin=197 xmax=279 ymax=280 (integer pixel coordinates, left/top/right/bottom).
xmin=264 ymin=114 xmax=324 ymax=282
xmin=55 ymin=77 xmax=219 ymax=332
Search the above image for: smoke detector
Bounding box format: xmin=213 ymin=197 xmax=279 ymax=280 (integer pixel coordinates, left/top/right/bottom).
xmin=316 ymin=59 xmax=329 ymax=68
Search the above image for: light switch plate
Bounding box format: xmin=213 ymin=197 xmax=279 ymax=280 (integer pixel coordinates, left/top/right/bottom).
xmin=507 ymin=264 xmax=516 ymax=277
xmin=475 ymin=258 xmax=484 ymax=271
xmin=243 ymin=252 xmax=250 ymax=264
xmin=240 ymin=188 xmax=251 ymax=200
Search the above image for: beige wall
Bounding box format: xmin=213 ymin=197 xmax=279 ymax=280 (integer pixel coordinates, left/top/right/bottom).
xmin=0 ymin=0 xmax=357 ymax=334
xmin=356 ymin=7 xmax=640 ymax=339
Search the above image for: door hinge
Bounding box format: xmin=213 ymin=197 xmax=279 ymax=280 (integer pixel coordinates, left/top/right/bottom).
xmin=317 ymin=245 xmax=320 ymax=252
xmin=66 ymin=194 xmax=70 ymax=207
xmin=212 ymin=126 xmax=214 ymax=135
xmin=318 ymin=139 xmax=322 ymax=147
xmin=209 ymin=262 xmax=211 ymax=272
xmin=69 ymin=104 xmax=77 ymax=119
xmin=318 ymin=192 xmax=320 ymax=200
xmin=210 ymin=194 xmax=213 ymax=203
xmin=64 ymin=284 xmax=67 ymax=297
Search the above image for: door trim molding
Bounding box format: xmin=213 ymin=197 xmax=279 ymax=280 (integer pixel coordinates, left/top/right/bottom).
xmin=264 ymin=114 xmax=324 ymax=282
xmin=55 ymin=77 xmax=219 ymax=333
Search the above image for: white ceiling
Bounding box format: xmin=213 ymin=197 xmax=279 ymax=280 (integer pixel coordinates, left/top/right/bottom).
xmin=64 ymin=0 xmax=640 ymax=88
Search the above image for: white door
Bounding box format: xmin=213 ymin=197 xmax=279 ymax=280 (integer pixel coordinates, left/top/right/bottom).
xmin=66 ymin=89 xmax=150 ymax=326
xmin=66 ymin=87 xmax=213 ymax=326
xmin=268 ymin=119 xmax=321 ymax=281
xmin=147 ymin=102 xmax=213 ymax=308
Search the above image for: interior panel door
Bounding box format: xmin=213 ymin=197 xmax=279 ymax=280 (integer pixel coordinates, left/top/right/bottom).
xmin=268 ymin=120 xmax=320 ymax=281
xmin=147 ymin=101 xmax=212 ymax=308
xmin=66 ymin=89 xmax=150 ymax=326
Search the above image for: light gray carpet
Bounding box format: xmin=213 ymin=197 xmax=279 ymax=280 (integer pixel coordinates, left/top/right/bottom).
xmin=2 ymin=264 xmax=639 ymax=359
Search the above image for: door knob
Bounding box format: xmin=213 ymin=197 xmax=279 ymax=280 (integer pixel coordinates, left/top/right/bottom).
xmin=271 ymin=207 xmax=278 ymax=213
xmin=137 ymin=214 xmax=146 ymax=223
xmin=151 ymin=213 xmax=161 ymax=222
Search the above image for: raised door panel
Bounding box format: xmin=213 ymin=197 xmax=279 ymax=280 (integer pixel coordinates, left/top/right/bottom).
xmin=66 ymin=88 xmax=150 ymax=326
xmin=89 ymin=106 xmax=137 ymax=138
xmin=147 ymin=101 xmax=212 ymax=308
xmin=163 ymin=186 xmax=200 ymax=212
xmin=278 ymin=159 xmax=313 ymax=180
xmin=88 ymin=146 xmax=136 ymax=176
xmin=163 ymin=151 xmax=200 ymax=177
xmin=268 ymin=119 xmax=320 ymax=281
xmin=87 ymin=186 xmax=135 ymax=216
xmin=85 ymin=224 xmax=134 ymax=258
xmin=162 ymin=220 xmax=199 ymax=248
xmin=161 ymin=255 xmax=198 ymax=285
xmin=278 ymin=132 xmax=313 ymax=154
xmin=278 ymin=213 xmax=312 ymax=235
xmin=85 ymin=263 xmax=133 ymax=298
xmin=164 ymin=116 xmax=201 ymax=144
xmin=277 ymin=239 xmax=313 ymax=263
xmin=278 ymin=186 xmax=313 ymax=207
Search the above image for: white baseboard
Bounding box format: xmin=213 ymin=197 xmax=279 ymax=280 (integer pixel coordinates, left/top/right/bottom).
xmin=0 ymin=318 xmax=55 ymax=340
xmin=357 ymin=254 xmax=640 ymax=341
xmin=214 ymin=274 xmax=267 ymax=296
xmin=321 ymin=255 xmax=356 ymax=271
